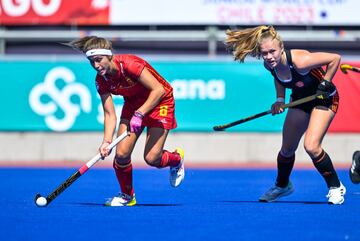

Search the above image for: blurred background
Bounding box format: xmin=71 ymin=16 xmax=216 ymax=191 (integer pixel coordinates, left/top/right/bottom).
xmin=1 ymin=0 xmax=360 ymax=167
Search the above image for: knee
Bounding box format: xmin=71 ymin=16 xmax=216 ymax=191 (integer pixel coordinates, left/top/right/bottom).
xmin=280 ymin=148 xmax=295 ymax=158
xmin=113 ymin=149 xmax=131 ymax=167
xmin=304 ymin=140 xmax=321 ymax=157
xmin=144 ymin=152 xmax=162 ymax=167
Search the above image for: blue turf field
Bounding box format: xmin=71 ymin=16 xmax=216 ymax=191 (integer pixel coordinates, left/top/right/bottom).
xmin=1 ymin=168 xmax=360 ymax=241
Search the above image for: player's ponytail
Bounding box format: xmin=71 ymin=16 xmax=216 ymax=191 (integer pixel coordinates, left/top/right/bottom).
xmin=225 ymin=25 xmax=283 ymax=62
xmin=67 ymin=36 xmax=113 ymax=54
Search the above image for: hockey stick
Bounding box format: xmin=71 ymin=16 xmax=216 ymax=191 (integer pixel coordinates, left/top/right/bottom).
xmin=34 ymin=131 xmax=130 ymax=207
xmin=213 ymin=93 xmax=324 ymax=131
xmin=340 ymin=64 xmax=360 ymax=74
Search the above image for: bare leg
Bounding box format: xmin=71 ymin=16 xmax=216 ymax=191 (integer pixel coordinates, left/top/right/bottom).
xmin=143 ymin=127 xmax=182 ymax=168
xmin=304 ymin=106 xmax=340 ymax=188
xmin=143 ymin=127 xmax=184 ymax=187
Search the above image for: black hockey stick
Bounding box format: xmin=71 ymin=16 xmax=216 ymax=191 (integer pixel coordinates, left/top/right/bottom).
xmin=213 ymin=93 xmax=324 ymax=131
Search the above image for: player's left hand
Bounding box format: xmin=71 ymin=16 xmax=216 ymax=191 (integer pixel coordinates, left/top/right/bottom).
xmin=130 ymin=111 xmax=144 ymax=133
xmin=317 ymin=80 xmax=336 ymax=99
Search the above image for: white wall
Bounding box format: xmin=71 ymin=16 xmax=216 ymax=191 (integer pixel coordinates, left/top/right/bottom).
xmin=1 ymin=132 xmax=359 ymax=168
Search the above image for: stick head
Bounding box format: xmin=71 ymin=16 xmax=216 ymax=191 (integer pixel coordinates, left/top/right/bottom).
xmin=340 ymin=64 xmax=351 ymax=74
xmin=213 ymin=126 xmax=226 ymax=131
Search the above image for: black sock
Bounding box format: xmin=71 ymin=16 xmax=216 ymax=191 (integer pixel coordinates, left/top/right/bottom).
xmin=276 ymin=152 xmax=295 ymax=188
xmin=312 ymin=150 xmax=340 ymax=188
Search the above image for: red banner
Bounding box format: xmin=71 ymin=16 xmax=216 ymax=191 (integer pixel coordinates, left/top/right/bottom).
xmin=330 ymin=62 xmax=360 ymax=132
xmin=0 ymin=0 xmax=109 ymax=25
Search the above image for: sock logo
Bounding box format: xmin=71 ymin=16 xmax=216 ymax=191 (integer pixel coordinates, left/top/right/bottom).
xmin=29 ymin=66 xmax=91 ymax=131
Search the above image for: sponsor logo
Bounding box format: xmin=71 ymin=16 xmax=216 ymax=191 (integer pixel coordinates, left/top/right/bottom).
xmin=171 ymin=79 xmax=225 ymax=100
xmin=0 ymin=0 xmax=61 ymax=17
xmin=29 ymin=66 xmax=91 ymax=131
xmin=295 ymin=81 xmax=304 ymax=87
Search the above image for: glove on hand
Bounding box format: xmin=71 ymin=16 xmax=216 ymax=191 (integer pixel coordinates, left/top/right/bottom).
xmin=130 ymin=111 xmax=144 ymax=133
xmin=317 ymin=80 xmax=336 ymax=99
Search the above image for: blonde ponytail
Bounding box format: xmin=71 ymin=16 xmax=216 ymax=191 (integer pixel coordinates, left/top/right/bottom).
xmin=225 ymin=25 xmax=283 ymax=62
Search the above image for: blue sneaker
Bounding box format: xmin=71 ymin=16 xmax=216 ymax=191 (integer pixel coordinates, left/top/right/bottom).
xmin=259 ymin=182 xmax=294 ymax=202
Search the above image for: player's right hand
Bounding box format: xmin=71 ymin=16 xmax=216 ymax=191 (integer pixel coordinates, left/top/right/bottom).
xmin=99 ymin=142 xmax=111 ymax=158
xmin=271 ymin=101 xmax=285 ymax=115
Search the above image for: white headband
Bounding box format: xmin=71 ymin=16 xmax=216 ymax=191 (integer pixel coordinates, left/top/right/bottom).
xmin=85 ymin=49 xmax=113 ymax=57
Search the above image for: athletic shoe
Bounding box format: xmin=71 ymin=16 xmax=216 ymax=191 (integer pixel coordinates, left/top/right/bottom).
xmin=104 ymin=193 xmax=136 ymax=207
xmin=327 ymin=182 xmax=346 ymax=205
xmin=259 ymin=182 xmax=294 ymax=202
xmin=169 ymin=147 xmax=185 ymax=187
xmin=349 ymin=151 xmax=360 ymax=184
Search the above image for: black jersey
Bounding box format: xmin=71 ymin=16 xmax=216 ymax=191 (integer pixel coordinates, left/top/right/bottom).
xmin=268 ymin=49 xmax=338 ymax=114
xmin=269 ymin=49 xmax=324 ymax=100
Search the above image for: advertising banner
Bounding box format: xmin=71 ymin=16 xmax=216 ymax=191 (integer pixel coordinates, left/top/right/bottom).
xmin=330 ymin=62 xmax=360 ymax=132
xmin=110 ymin=0 xmax=360 ymax=26
xmin=0 ymin=59 xmax=283 ymax=132
xmin=0 ymin=0 xmax=109 ymax=25
xmin=0 ymin=58 xmax=359 ymax=132
xmin=1 ymin=0 xmax=359 ymax=26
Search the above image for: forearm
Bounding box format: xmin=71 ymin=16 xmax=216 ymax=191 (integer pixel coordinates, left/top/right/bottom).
xmin=324 ymin=54 xmax=341 ymax=81
xmin=137 ymin=87 xmax=165 ymax=115
xmin=103 ymin=113 xmax=117 ymax=142
xmin=274 ymin=80 xmax=285 ymax=100
xmin=276 ymin=89 xmax=286 ymax=100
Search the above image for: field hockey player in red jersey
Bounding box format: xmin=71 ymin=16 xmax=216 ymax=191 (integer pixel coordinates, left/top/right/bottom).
xmin=225 ymin=25 xmax=345 ymax=204
xmin=68 ymin=36 xmax=185 ymax=206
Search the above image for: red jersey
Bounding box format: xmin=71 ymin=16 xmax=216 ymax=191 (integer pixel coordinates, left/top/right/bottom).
xmin=95 ymin=54 xmax=177 ymax=129
xmin=96 ymin=54 xmax=173 ymax=106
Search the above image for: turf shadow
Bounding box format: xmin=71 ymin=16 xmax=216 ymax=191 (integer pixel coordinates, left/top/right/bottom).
xmin=74 ymin=202 xmax=182 ymax=207
xmin=217 ymin=200 xmax=327 ymax=205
